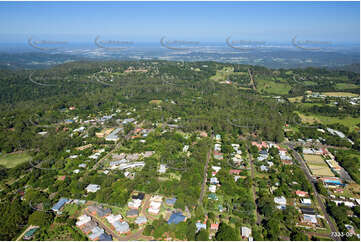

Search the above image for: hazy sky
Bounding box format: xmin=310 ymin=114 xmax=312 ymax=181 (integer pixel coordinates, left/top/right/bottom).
xmin=0 ymin=1 xmax=359 ymax=43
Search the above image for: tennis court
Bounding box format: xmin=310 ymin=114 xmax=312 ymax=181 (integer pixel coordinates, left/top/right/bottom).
xmin=304 ymin=154 xmax=334 ymax=177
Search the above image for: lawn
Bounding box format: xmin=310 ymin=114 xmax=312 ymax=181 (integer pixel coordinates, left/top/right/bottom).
xmin=322 ymin=92 xmax=359 ymax=97
xmin=297 ymin=112 xmax=360 ymax=130
xmin=288 ymin=96 xmax=303 ymax=103
xmin=335 ymin=83 xmax=359 ymax=90
xmin=0 ymin=152 xmax=32 ymax=168
xmin=257 ymin=79 xmax=291 ymax=95
xmin=210 ymin=66 xmax=234 ymax=82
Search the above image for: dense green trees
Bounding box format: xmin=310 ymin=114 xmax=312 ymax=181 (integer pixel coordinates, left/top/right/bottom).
xmin=0 ymin=198 xmax=31 ymax=240
xmin=28 ymin=211 xmax=54 ymax=227
xmin=215 ymin=223 xmax=239 ymax=241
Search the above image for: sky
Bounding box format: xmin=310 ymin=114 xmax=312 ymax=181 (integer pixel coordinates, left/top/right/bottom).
xmin=0 ymin=1 xmax=359 ymax=43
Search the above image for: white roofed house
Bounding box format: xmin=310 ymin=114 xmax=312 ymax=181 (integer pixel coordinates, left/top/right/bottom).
xmin=212 ymin=166 xmax=221 ymax=173
xmin=274 ymin=196 xmax=287 ymax=209
xmin=135 ymin=216 xmax=148 ymax=225
xmin=76 ymin=214 xmax=92 ymax=227
xmin=158 ymin=164 xmax=167 ymax=174
xmin=241 ymin=226 xmax=252 ymax=238
xmin=210 ymin=177 xmax=219 ymax=185
xmin=86 ymin=184 xmax=100 ymax=193
xmin=106 ymin=214 xmax=122 ymax=224
xmin=301 ymin=198 xmax=312 ymax=206
xmin=209 ymin=185 xmax=217 ymax=193
xmin=128 ymin=199 xmax=142 ymax=209
xmin=148 ymin=195 xmax=163 ymax=214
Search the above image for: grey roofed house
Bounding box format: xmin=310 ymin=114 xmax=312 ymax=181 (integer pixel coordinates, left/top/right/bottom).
xmin=132 ymin=192 xmax=145 ymax=200
xmin=87 ymin=205 xmax=112 ymax=217
xmin=126 ymin=209 xmax=139 ymax=217
xmin=165 ymin=198 xmax=177 ymax=206
xmin=300 ymin=207 xmax=316 ymax=215
xmin=52 ymin=198 xmax=70 ymax=212
xmin=113 ymin=221 xmax=130 ymax=233
xmin=135 ymin=216 xmax=147 ymax=225
xmin=81 ymin=220 xmax=97 ymax=234
xmin=260 ymin=165 xmax=268 ymax=172
xmin=98 ymin=233 xmax=112 ymax=241
xmin=88 ymin=226 xmax=104 ymax=240
xmin=259 ymin=150 xmax=268 ymax=155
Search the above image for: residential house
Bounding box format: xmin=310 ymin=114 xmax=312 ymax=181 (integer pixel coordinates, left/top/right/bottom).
xmin=295 ymin=190 xmax=308 ymax=197
xmin=168 ymin=212 xmax=186 ymax=224
xmin=132 ymin=192 xmax=145 ymax=200
xmin=212 ymin=166 xmax=221 ymax=173
xmin=241 ymin=227 xmax=252 ymax=238
xmin=229 ymin=169 xmax=241 ymax=175
xmin=159 ymin=164 xmax=167 ymax=174
xmin=51 ymin=198 xmax=70 ymax=214
xmin=211 ymin=223 xmax=219 ymax=231
xmin=135 ymin=216 xmax=147 ymax=225
xmin=106 ymin=214 xmax=122 ymax=224
xmin=23 ymin=227 xmax=39 ymax=240
xmin=274 ymin=196 xmax=287 ymax=206
xmin=209 ymin=185 xmax=217 ymax=193
xmin=126 ymin=209 xmax=139 ymax=218
xmin=210 ymin=177 xmax=219 ymax=185
xmin=87 ymin=205 xmax=111 ymax=218
xmin=301 ymin=198 xmax=312 ymax=206
xmin=113 ymin=221 xmax=130 ymax=234
xmin=165 ymin=198 xmax=177 ymax=206
xmin=260 ymin=165 xmax=268 ymax=172
xmin=196 ymin=221 xmax=207 ymax=232
xmin=86 ymin=184 xmax=101 ymax=193
xmin=76 ymin=215 xmax=92 ymax=227
xmin=302 ymin=214 xmax=318 ymax=224
xmin=128 ymin=199 xmax=142 ymax=209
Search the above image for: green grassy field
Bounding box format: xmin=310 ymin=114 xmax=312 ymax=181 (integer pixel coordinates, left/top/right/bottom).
xmin=0 ymin=152 xmax=32 ymax=168
xmin=257 ymin=79 xmax=291 ymax=95
xmin=297 ymin=112 xmax=359 ymax=130
xmin=322 ymin=92 xmax=359 ymax=97
xmin=335 ymin=83 xmax=359 ymax=90
xmin=210 ymin=66 xmax=234 ymax=81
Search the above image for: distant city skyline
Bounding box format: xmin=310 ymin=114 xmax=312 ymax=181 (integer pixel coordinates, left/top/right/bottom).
xmin=0 ymin=1 xmax=359 ymax=44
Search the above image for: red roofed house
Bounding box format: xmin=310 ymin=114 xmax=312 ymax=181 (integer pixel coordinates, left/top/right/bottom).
xmin=211 ymin=223 xmax=219 ymax=230
xmin=229 ymin=169 xmax=241 ymax=175
xmin=251 ymin=141 xmax=268 ymax=151
xmin=295 ymin=190 xmax=308 ymax=197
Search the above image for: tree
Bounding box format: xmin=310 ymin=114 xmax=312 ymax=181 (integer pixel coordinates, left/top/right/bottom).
xmin=28 ymin=211 xmax=54 ymax=227
xmin=264 ymin=217 xmax=280 ymax=240
xmin=196 ymin=229 xmax=209 ymax=241
xmin=291 ymin=229 xmax=308 ymax=240
xmin=215 ymin=223 xmax=239 ymax=241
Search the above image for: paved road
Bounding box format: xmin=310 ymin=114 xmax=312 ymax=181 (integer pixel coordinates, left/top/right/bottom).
xmin=198 ymin=147 xmax=212 ymax=205
xmin=288 ymin=146 xmax=338 ymax=240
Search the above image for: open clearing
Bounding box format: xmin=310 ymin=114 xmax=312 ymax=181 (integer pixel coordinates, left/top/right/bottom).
xmin=288 ymin=96 xmax=303 ymax=103
xmin=298 ymin=112 xmax=359 ymax=130
xmin=210 ymin=66 xmax=234 ymax=82
xmin=334 ymin=83 xmax=359 ymax=90
xmin=0 ymin=152 xmax=32 ymax=168
xmin=257 ymin=79 xmax=291 ymax=95
xmin=322 ymin=92 xmax=359 ymax=97
xmin=304 ymin=154 xmax=334 ymax=177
